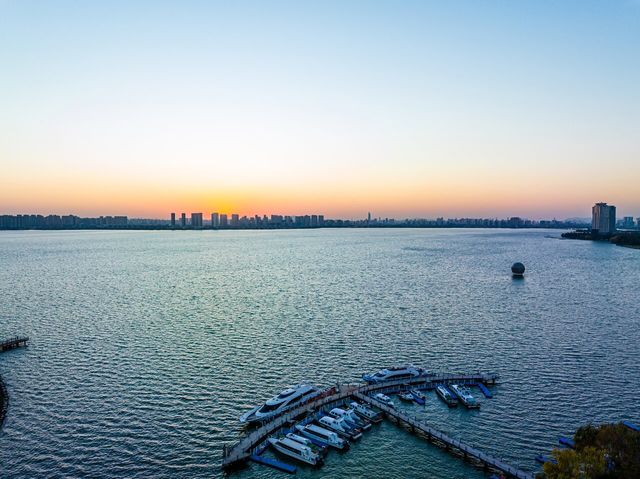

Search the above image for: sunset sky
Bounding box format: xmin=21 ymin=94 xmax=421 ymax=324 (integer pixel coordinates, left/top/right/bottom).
xmin=1 ymin=1 xmax=639 ymax=219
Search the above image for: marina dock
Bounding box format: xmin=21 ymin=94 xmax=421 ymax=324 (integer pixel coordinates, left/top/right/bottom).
xmin=221 ymin=371 xmax=532 ymax=477
xmin=0 ymin=336 xmax=29 ymax=353
xmin=354 ymin=392 xmax=533 ymax=479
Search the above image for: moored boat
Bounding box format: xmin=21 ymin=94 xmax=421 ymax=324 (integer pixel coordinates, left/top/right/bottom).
xmin=363 ymin=365 xmax=425 ymax=384
xmin=267 ymin=436 xmax=322 ymax=466
xmin=373 ymin=393 xmax=395 ymax=408
xmin=399 ymin=392 xmax=414 ymax=402
xmin=240 ymin=383 xmax=319 ymax=424
xmin=329 ymin=407 xmax=372 ymax=430
xmin=318 ymin=415 xmax=363 ymax=440
xmin=295 ymin=423 xmax=349 ymax=450
xmin=410 ymin=389 xmax=426 ymax=405
xmin=285 ymin=432 xmax=328 ymax=456
xmin=349 ymin=401 xmax=383 ymax=423
xmin=450 ymin=384 xmax=480 ymax=409
xmin=436 ymin=385 xmax=458 ymax=407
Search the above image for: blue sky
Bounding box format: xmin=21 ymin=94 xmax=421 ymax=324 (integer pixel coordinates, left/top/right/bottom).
xmin=1 ymin=1 xmax=638 ymax=218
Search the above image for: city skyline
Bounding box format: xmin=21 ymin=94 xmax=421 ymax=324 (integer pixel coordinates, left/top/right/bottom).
xmin=1 ymin=1 xmax=639 ymax=218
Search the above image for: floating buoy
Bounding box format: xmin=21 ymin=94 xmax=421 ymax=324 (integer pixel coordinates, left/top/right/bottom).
xmin=511 ymin=262 xmax=525 ymax=277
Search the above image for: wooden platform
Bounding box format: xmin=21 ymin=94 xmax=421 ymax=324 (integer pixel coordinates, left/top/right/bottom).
xmin=0 ymin=336 xmax=29 ymax=353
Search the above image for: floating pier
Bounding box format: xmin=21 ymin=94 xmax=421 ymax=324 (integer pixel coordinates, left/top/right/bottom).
xmin=476 ymin=382 xmax=493 ymax=398
xmin=355 ymin=391 xmax=533 ymax=479
xmin=623 ymin=420 xmax=640 ymax=432
xmin=250 ymin=454 xmax=297 ymax=474
xmin=558 ymin=437 xmax=575 ymax=448
xmin=222 ymin=371 xmax=521 ymax=476
xmin=0 ymin=336 xmax=29 ymax=353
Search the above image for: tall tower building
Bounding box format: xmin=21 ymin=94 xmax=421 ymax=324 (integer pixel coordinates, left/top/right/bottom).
xmin=170 ymin=213 xmax=176 ymax=227
xmin=211 ymin=212 xmax=219 ymax=228
xmin=219 ymin=214 xmax=228 ymax=227
xmin=592 ymin=202 xmax=616 ymax=235
xmin=180 ymin=213 xmax=186 ymax=227
xmin=231 ymin=214 xmax=239 ymax=227
xmin=191 ymin=213 xmax=203 ymax=228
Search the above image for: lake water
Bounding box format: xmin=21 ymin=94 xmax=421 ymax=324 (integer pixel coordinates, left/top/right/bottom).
xmin=1 ymin=229 xmax=638 ymax=478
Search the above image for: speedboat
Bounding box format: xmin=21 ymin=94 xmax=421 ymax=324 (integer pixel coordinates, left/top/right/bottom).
xmin=317 ymin=415 xmax=363 ymax=440
xmin=373 ymin=393 xmax=395 ymax=408
xmin=450 ymin=384 xmax=480 ymax=409
xmin=349 ymin=401 xmax=383 ymax=423
xmin=240 ymin=384 xmax=319 ymax=424
xmin=363 ymin=365 xmax=424 ymax=384
xmin=436 ymin=385 xmax=458 ymax=407
xmin=285 ymin=432 xmax=328 ymax=456
xmin=329 ymin=407 xmax=372 ymax=430
xmin=295 ymin=423 xmax=349 ymax=450
xmin=410 ymin=389 xmax=426 ymax=405
xmin=267 ymin=436 xmax=322 ymax=466
xmin=399 ymin=392 xmax=414 ymax=402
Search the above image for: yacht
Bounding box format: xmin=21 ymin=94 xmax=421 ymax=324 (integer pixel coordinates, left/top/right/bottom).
xmin=349 ymin=401 xmax=383 ymax=423
xmin=363 ymin=365 xmax=424 ymax=384
xmin=295 ymin=423 xmax=349 ymax=450
xmin=410 ymin=389 xmax=426 ymax=405
xmin=267 ymin=436 xmax=322 ymax=466
xmin=285 ymin=433 xmax=328 ymax=456
xmin=450 ymin=384 xmax=480 ymax=409
xmin=240 ymin=384 xmax=319 ymax=423
xmin=318 ymin=415 xmax=363 ymax=440
xmin=436 ymin=385 xmax=458 ymax=407
xmin=329 ymin=407 xmax=372 ymax=430
xmin=373 ymin=393 xmax=395 ymax=408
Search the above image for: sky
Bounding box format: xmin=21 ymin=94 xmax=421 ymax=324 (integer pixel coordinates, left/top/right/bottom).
xmin=1 ymin=1 xmax=639 ymax=220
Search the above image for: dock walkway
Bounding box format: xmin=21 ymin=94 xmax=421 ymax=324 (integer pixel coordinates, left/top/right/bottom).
xmin=0 ymin=336 xmax=29 ymax=353
xmin=354 ymin=391 xmax=533 ymax=479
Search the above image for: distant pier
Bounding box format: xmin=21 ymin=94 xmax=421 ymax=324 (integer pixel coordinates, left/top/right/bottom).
xmin=221 ymin=372 xmax=532 ymax=478
xmin=0 ymin=336 xmax=29 ymax=353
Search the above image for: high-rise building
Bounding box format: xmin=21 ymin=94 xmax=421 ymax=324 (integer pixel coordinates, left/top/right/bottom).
xmin=592 ymin=202 xmax=616 ymax=235
xmin=220 ymin=214 xmax=228 ymax=227
xmin=211 ymin=212 xmax=219 ymax=228
xmin=622 ymin=216 xmax=634 ymax=229
xmin=170 ymin=213 xmax=176 ymax=227
xmin=231 ymin=214 xmax=239 ymax=227
xmin=180 ymin=213 xmax=186 ymax=227
xmin=191 ymin=213 xmax=203 ymax=228
xmin=318 ymin=215 xmax=324 ymax=226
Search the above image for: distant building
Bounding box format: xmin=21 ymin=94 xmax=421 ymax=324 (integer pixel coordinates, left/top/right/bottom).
xmin=211 ymin=212 xmax=219 ymax=228
xmin=220 ymin=214 xmax=228 ymax=227
xmin=170 ymin=213 xmax=176 ymax=227
xmin=622 ymin=216 xmax=634 ymax=229
xmin=230 ymin=214 xmax=239 ymax=227
xmin=592 ymin=203 xmax=616 ymax=235
xmin=318 ymin=215 xmax=324 ymax=226
xmin=180 ymin=213 xmax=186 ymax=227
xmin=191 ymin=213 xmax=203 ymax=228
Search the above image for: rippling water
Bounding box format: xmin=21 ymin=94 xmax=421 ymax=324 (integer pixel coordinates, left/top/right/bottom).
xmin=1 ymin=229 xmax=638 ymax=478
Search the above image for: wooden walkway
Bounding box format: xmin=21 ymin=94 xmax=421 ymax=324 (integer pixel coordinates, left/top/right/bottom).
xmin=355 ymin=391 xmax=533 ymax=479
xmin=222 ymin=371 xmax=499 ymax=471
xmin=0 ymin=336 xmax=29 ymax=353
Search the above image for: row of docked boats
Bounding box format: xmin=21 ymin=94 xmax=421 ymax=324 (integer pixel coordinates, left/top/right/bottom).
xmin=265 ymin=401 xmax=383 ymax=466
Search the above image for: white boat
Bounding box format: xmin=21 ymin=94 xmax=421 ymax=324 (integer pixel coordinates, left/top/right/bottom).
xmin=350 ymin=401 xmax=383 ymax=423
xmin=363 ymin=365 xmax=424 ymax=383
xmin=450 ymin=384 xmax=480 ymax=409
xmin=436 ymin=385 xmax=458 ymax=407
xmin=240 ymin=384 xmax=319 ymax=423
xmin=329 ymin=407 xmax=372 ymax=430
xmin=373 ymin=393 xmax=395 ymax=408
xmin=267 ymin=437 xmax=322 ymax=466
xmin=399 ymin=392 xmax=414 ymax=402
xmin=318 ymin=415 xmax=363 ymax=440
xmin=295 ymin=423 xmax=349 ymax=450
xmin=285 ymin=433 xmax=328 ymax=455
